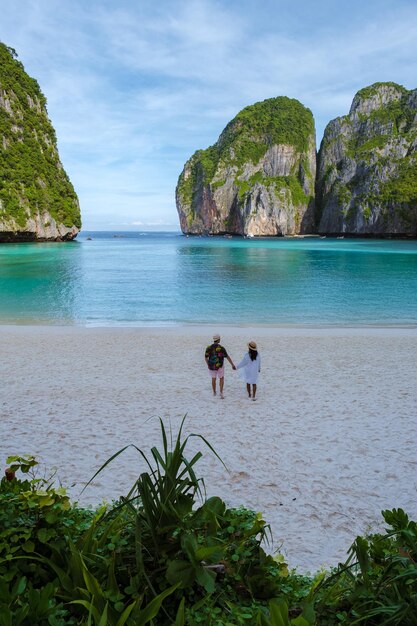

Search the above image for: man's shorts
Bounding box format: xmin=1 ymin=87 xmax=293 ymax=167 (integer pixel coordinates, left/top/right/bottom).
xmin=209 ymin=366 xmax=225 ymax=378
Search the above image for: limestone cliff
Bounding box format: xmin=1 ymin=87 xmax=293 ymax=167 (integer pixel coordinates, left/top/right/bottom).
xmin=0 ymin=43 xmax=81 ymax=242
xmin=316 ymin=82 xmax=417 ymax=236
xmin=176 ymin=97 xmax=316 ymax=236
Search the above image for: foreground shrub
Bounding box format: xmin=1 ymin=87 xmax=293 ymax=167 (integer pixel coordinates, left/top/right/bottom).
xmin=0 ymin=455 xmax=94 ymax=624
xmin=2 ymin=421 xmax=417 ymax=624
xmin=0 ymin=421 xmax=302 ymax=624
xmin=314 ymin=508 xmax=417 ymax=624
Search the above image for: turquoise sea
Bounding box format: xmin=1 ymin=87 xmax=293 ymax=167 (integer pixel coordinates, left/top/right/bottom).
xmin=1 ymin=231 xmax=417 ymax=326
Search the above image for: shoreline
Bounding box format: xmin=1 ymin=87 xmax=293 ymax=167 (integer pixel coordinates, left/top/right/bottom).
xmin=2 ymin=322 xmax=417 ymax=333
xmin=1 ymin=325 xmax=417 ymax=572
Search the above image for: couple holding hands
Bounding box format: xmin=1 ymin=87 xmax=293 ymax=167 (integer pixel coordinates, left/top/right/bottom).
xmin=205 ymin=333 xmax=261 ymax=401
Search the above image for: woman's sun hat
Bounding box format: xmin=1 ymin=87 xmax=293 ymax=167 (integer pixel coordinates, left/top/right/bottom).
xmin=248 ymin=340 xmax=257 ymax=350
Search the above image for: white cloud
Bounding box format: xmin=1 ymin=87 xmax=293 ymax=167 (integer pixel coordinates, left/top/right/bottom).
xmin=96 ymin=0 xmax=243 ymax=82
xmin=1 ymin=0 xmax=417 ymax=228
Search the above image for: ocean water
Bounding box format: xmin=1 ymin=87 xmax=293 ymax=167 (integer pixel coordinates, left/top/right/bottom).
xmin=0 ymin=231 xmax=417 ymax=326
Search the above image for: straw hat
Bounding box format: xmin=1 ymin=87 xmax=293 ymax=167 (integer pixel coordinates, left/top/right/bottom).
xmin=213 ymin=333 xmax=221 ymax=342
xmin=248 ymin=340 xmax=257 ymax=350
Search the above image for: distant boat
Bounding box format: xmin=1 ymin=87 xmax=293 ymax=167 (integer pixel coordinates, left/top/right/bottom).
xmin=246 ymin=233 xmax=254 ymax=238
xmin=337 ymin=236 xmax=344 ymax=239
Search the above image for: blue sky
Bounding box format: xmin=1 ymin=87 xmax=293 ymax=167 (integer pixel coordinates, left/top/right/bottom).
xmin=1 ymin=0 xmax=417 ymax=230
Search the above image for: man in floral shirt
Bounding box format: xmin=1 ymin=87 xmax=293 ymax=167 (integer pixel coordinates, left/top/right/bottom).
xmin=205 ymin=333 xmax=236 ymax=399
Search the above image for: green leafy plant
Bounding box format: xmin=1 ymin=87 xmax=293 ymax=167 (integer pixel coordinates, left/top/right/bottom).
xmin=1 ymin=419 xmax=315 ymax=624
xmin=12 ymin=422 xmax=417 ymax=624
xmin=314 ymin=508 xmax=417 ymax=624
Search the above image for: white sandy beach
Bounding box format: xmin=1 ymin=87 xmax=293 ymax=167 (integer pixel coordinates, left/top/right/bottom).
xmin=1 ymin=325 xmax=417 ymax=572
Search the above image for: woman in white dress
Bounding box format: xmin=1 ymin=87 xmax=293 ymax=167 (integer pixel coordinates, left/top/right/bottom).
xmin=237 ymin=340 xmax=261 ymax=400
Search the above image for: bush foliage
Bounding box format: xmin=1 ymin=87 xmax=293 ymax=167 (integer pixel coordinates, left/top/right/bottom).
xmin=2 ymin=419 xmax=417 ymax=625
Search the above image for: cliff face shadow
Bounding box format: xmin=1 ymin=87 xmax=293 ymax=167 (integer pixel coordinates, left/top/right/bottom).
xmin=300 ymin=197 xmax=317 ymax=234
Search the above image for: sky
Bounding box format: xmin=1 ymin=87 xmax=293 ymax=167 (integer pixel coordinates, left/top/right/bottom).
xmin=1 ymin=0 xmax=417 ymax=231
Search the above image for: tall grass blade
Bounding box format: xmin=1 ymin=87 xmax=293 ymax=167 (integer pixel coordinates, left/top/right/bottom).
xmin=135 ymin=584 xmax=180 ymax=623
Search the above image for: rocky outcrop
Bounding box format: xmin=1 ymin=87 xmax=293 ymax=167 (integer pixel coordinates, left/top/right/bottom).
xmin=316 ymin=82 xmax=417 ymax=236
xmin=0 ymin=43 xmax=81 ymax=242
xmin=176 ymin=97 xmax=316 ymax=236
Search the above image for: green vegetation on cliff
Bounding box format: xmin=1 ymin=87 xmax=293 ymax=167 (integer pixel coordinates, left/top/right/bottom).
xmin=342 ymin=83 xmax=415 ymax=157
xmin=380 ymin=160 xmax=417 ymax=205
xmin=235 ymin=171 xmax=310 ymax=207
xmin=317 ymin=82 xmax=417 ymax=234
xmin=0 ymin=43 xmax=80 ymax=230
xmin=220 ymin=96 xmax=314 ymax=159
xmin=354 ymin=81 xmax=408 ymax=101
xmin=352 ymin=88 xmax=417 ymax=211
xmin=177 ymin=97 xmax=315 ymax=208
